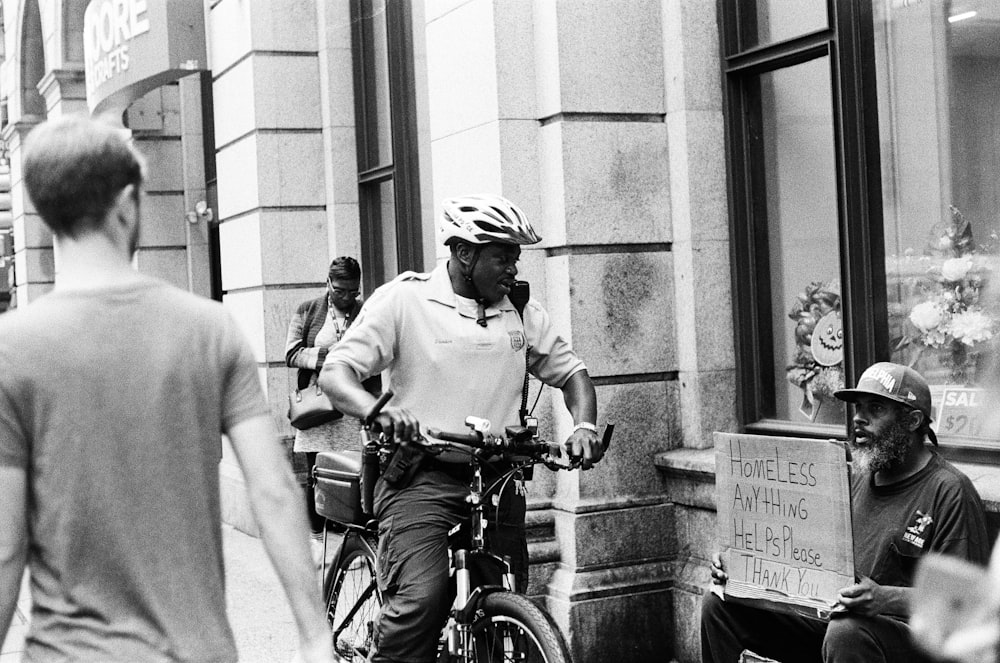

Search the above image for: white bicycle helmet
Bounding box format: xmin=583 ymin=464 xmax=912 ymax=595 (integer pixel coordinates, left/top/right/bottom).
xmin=440 ymin=194 xmax=542 ymax=246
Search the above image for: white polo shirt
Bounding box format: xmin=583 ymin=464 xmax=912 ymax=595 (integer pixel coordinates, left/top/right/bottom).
xmin=324 ymin=261 xmax=586 ymax=438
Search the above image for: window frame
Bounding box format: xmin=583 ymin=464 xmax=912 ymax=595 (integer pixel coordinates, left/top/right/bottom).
xmin=720 ymin=0 xmax=887 ymax=439
xmin=350 ymin=0 xmax=424 ymax=292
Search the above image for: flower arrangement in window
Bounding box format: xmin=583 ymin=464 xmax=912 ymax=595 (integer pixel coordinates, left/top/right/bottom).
xmin=787 ymin=280 xmax=845 ymax=419
xmin=896 ymin=206 xmax=997 ymax=385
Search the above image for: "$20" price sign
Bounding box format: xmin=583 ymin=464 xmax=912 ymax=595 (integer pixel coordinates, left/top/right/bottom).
xmin=933 ymin=387 xmax=993 ymax=440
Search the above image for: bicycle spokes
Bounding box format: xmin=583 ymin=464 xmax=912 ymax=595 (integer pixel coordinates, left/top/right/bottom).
xmin=475 ymin=618 xmax=546 ymax=662
xmin=329 ymin=553 xmax=380 ymax=662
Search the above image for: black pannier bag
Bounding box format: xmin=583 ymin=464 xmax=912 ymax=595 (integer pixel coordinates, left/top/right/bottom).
xmin=314 ymin=450 xmax=370 ymax=526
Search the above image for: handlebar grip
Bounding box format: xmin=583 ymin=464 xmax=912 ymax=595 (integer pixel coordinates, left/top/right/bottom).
xmin=364 ymin=390 xmax=395 ymax=427
xmin=426 ymin=427 xmax=484 ymax=447
xmin=601 ymin=423 xmax=614 ymax=452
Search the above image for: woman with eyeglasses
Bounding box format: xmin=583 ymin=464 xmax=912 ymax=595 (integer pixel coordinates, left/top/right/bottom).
xmin=285 ymin=256 xmax=377 ymax=567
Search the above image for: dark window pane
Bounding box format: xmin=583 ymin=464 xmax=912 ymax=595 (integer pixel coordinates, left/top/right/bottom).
xmin=759 ymin=56 xmax=843 ymax=424
xmin=359 ymin=0 xmax=393 ymax=168
xmin=377 ymin=179 xmax=398 ymax=281
xmin=744 ymin=0 xmax=828 ymax=49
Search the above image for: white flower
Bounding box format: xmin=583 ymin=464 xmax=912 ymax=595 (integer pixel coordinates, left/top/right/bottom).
xmin=910 ymin=301 xmax=946 ymax=333
xmin=941 ymin=257 xmax=973 ymax=281
xmin=948 ymin=309 xmax=994 ymax=346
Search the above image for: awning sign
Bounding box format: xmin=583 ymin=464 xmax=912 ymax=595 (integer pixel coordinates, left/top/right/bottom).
xmin=83 ymin=0 xmax=207 ymax=114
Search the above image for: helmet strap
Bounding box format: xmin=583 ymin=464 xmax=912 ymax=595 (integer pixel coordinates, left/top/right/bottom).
xmin=463 ymin=247 xmax=490 ymax=327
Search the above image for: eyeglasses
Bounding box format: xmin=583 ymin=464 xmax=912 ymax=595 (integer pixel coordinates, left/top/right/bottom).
xmin=327 ymin=280 xmax=360 ymax=297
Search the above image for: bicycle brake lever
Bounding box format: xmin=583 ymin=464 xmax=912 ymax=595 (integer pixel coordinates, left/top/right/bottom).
xmin=543 ymin=453 xmax=579 ymax=472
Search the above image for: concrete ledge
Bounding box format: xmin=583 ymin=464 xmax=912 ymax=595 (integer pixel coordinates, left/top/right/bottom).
xmin=654 ymin=447 xmax=714 ymax=479
xmin=654 ymin=447 xmax=716 ymax=510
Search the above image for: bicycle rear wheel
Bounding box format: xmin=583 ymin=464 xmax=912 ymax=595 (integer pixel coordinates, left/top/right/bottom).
xmin=468 ymin=592 xmax=572 ymax=663
xmin=324 ymin=532 xmax=381 ymax=662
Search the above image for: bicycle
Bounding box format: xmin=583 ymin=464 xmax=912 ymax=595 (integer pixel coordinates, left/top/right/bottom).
xmin=313 ymin=391 xmax=612 ymax=663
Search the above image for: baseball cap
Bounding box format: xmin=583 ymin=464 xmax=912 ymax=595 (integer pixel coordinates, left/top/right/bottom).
xmin=834 ymin=362 xmax=938 ymax=445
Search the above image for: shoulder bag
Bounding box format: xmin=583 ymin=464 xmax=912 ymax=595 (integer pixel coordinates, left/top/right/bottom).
xmin=288 ymin=383 xmax=342 ymax=430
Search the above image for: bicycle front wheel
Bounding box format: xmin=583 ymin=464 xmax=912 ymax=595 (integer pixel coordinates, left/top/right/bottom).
xmin=469 ymin=592 xmax=573 ymax=663
xmin=324 ymin=532 xmax=381 ymax=662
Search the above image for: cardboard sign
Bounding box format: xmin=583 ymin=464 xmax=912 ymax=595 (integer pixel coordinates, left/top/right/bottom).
xmin=714 ymin=433 xmax=854 ymax=619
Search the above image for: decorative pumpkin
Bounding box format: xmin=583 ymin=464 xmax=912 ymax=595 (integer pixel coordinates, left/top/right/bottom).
xmin=811 ymin=311 xmax=844 ymax=367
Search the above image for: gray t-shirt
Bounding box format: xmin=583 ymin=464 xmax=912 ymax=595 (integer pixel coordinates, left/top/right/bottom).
xmin=0 ymin=276 xmax=269 ymax=662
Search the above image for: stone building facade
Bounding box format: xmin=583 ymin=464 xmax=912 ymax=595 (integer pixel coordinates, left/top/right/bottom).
xmin=0 ymin=2 xmax=730 ymax=661
xmin=13 ymin=1 xmax=999 ymax=662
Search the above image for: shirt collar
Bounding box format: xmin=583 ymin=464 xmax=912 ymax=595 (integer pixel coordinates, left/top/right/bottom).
xmin=425 ymin=261 xmax=515 ymax=320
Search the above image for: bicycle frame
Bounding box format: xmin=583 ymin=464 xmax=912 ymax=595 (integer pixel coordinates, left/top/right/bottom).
xmin=443 ymin=459 xmax=520 ymax=659
xmin=323 ymin=391 xmax=612 ymax=662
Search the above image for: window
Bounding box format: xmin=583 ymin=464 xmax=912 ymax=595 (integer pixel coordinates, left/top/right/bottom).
xmin=351 ymin=0 xmax=423 ymax=290
xmin=721 ymin=1 xmax=886 ymax=436
xmin=875 ymin=0 xmax=1000 ymax=451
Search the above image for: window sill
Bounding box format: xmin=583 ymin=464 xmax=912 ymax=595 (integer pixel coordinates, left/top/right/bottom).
xmin=655 ymin=447 xmax=1000 ymax=516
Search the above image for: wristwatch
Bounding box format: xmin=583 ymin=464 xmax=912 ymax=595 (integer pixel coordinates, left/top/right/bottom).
xmin=572 ymin=421 xmax=598 ymax=434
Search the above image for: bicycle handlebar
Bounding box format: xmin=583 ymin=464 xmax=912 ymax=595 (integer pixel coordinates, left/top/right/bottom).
xmin=363 ymin=389 xmax=614 ymax=469
xmin=426 ymin=428 xmax=483 ymax=446
xmin=364 ymin=390 xmax=395 ymax=427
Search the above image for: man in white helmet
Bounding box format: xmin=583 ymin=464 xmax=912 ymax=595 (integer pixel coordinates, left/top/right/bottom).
xmin=321 ymin=194 xmax=602 ymax=662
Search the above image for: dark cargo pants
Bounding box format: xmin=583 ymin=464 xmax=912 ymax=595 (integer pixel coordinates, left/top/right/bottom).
xmin=369 ymin=463 xmax=527 ymax=663
xmin=701 ymin=589 xmax=933 ymax=663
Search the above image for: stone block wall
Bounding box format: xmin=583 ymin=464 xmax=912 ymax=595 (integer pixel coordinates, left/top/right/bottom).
xmin=418 ymin=0 xmax=728 ymax=660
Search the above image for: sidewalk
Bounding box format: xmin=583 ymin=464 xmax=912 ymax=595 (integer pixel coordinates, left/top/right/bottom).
xmin=0 ymin=525 xmax=339 ymax=663
xmin=0 ymin=574 xmax=29 ymax=662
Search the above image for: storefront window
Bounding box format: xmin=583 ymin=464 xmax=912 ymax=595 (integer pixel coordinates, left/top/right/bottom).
xmin=875 ymin=0 xmax=1000 ymax=446
xmin=760 ymin=57 xmax=844 ymax=424
xmin=750 ymin=0 xmax=828 ymax=48
xmin=721 ymin=1 xmax=882 ymax=435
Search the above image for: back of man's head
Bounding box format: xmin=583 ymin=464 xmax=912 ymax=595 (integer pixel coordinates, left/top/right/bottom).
xmin=23 ymin=114 xmax=145 ymax=238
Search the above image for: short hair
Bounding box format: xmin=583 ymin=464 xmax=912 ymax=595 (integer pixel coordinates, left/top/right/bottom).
xmin=23 ymin=114 xmax=146 ymax=238
xmin=328 ymin=256 xmax=361 ymax=282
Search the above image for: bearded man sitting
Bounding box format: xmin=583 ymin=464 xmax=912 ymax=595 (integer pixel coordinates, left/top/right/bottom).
xmin=700 ymin=362 xmax=990 ymax=663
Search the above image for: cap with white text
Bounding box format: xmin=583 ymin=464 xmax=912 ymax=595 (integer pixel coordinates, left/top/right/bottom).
xmin=834 ymin=362 xmax=938 ymax=445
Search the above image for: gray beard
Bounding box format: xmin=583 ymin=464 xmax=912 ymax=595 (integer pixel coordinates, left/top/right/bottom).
xmin=852 ymin=418 xmax=913 ymax=475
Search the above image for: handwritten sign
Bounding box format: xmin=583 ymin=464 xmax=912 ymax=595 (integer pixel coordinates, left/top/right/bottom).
xmin=932 ymin=387 xmax=993 ymax=441
xmin=714 ymin=433 xmax=854 ymax=618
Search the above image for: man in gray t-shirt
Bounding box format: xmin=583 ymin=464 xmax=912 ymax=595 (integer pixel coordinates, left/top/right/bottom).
xmin=0 ymin=116 xmax=334 ymax=662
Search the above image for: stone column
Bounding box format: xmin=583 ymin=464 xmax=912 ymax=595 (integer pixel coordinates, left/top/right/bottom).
xmin=316 ymin=0 xmax=362 ymax=265
xmin=127 ymin=84 xmax=200 ymax=292
xmin=3 ymin=67 xmax=89 ymax=307
xmin=661 ymin=1 xmax=735 ymax=659
xmin=3 ymin=117 xmax=50 ymax=306
xmin=208 ymin=0 xmax=328 ymax=532
xmin=37 ymin=69 xmax=88 ymax=118
xmin=178 ymin=74 xmax=213 ymax=300
xmin=530 ymin=2 xmax=679 ymax=661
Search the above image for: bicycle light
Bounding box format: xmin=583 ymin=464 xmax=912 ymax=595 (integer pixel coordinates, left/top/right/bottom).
xmin=464 ymin=416 xmax=491 ymax=436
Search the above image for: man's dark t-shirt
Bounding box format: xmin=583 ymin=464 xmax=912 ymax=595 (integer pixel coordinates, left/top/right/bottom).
xmin=852 ymin=452 xmax=990 ymax=590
